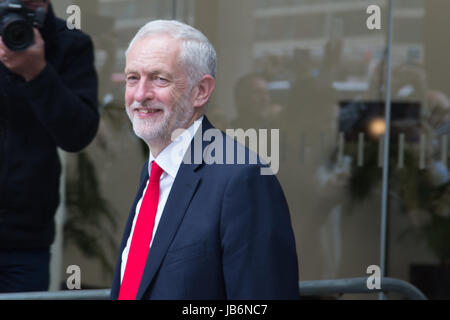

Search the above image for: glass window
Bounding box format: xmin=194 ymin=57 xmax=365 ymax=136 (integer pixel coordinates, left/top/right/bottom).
xmin=50 ymin=0 xmax=450 ymax=299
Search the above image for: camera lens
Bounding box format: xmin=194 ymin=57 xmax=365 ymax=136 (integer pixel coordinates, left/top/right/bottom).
xmin=2 ymin=19 xmax=34 ymax=51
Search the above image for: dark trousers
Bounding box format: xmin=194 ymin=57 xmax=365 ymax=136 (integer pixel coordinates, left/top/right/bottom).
xmin=0 ymin=248 xmax=50 ymax=293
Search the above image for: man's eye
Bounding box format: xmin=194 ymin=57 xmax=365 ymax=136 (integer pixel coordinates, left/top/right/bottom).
xmin=126 ymin=76 xmax=138 ymax=83
xmin=153 ymin=76 xmax=169 ymax=85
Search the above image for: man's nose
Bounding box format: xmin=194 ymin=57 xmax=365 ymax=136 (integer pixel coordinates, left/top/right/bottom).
xmin=134 ymin=79 xmax=155 ymax=103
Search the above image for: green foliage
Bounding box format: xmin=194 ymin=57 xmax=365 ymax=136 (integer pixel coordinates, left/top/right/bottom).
xmin=347 ymin=139 xmax=450 ymax=265
xmin=64 ymin=151 xmax=118 ymax=277
xmin=422 ymin=214 xmax=450 ymax=265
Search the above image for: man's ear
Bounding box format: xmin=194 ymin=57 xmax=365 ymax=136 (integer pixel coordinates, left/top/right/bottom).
xmin=192 ymin=74 xmax=215 ymax=108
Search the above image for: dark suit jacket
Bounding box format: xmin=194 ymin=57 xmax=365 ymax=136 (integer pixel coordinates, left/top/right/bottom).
xmin=111 ymin=117 xmax=299 ymax=299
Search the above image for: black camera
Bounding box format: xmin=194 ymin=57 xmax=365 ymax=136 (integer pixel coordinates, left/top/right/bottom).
xmin=0 ymin=0 xmax=46 ymax=51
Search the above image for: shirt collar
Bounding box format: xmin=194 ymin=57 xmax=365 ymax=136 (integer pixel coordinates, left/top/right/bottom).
xmin=148 ymin=115 xmax=203 ymax=179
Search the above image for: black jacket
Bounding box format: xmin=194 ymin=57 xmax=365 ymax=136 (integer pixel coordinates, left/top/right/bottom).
xmin=0 ymin=5 xmax=99 ymax=249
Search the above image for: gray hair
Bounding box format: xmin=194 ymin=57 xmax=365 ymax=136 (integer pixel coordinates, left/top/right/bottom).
xmin=126 ymin=20 xmax=217 ymax=86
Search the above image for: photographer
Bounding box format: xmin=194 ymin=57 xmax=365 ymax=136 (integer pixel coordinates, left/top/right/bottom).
xmin=0 ymin=0 xmax=99 ymax=292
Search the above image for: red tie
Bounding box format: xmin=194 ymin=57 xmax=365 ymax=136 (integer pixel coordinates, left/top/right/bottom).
xmin=118 ymin=161 xmax=164 ymax=300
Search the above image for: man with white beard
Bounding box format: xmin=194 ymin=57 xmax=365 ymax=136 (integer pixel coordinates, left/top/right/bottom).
xmin=110 ymin=20 xmax=299 ymax=300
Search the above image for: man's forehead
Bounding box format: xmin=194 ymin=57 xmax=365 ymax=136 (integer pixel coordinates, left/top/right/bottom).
xmin=130 ymin=34 xmax=180 ymax=55
xmin=125 ymin=35 xmax=181 ymax=71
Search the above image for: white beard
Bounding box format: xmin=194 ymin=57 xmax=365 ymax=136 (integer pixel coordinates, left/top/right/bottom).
xmin=126 ymin=90 xmax=195 ymax=145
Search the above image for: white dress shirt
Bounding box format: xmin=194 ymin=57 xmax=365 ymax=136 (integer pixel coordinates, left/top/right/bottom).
xmin=120 ymin=116 xmax=203 ymax=283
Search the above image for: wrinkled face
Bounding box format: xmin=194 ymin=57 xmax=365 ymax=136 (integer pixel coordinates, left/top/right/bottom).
xmin=124 ymin=34 xmax=194 ymax=145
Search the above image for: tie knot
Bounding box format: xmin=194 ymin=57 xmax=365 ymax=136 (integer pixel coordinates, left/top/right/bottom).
xmin=149 ymin=161 xmax=164 ymax=182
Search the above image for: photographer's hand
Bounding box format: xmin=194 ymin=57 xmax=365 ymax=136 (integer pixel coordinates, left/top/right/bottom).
xmin=0 ymin=28 xmax=46 ymax=82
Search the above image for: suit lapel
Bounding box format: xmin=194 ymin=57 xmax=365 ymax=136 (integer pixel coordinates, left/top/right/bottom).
xmin=136 ymin=117 xmax=214 ymax=299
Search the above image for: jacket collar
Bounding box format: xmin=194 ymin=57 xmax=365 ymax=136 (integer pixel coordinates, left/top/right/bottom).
xmin=135 ymin=116 xmax=215 ymax=299
xmin=148 ymin=115 xmax=204 ymax=179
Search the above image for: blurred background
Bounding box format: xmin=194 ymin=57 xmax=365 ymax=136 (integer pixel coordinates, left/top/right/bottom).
xmin=49 ymin=0 xmax=450 ymax=299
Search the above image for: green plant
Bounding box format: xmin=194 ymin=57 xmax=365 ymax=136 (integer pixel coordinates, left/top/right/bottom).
xmin=64 ymin=151 xmax=118 ymax=276
xmin=347 ymin=138 xmax=450 ymax=266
